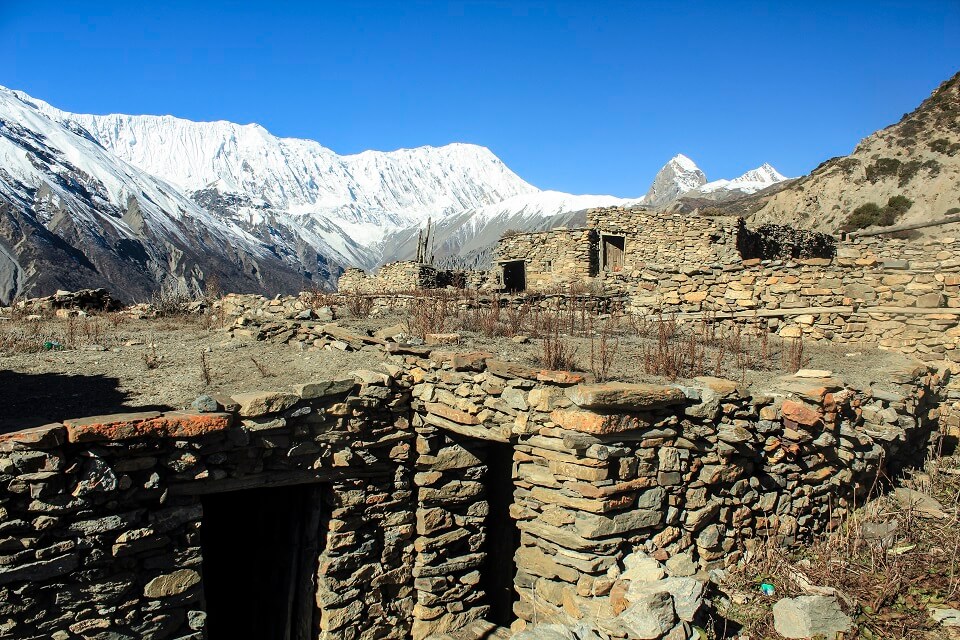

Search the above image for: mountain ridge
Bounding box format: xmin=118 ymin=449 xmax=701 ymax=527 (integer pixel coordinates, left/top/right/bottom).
xmin=0 ymin=84 xmax=792 ymax=301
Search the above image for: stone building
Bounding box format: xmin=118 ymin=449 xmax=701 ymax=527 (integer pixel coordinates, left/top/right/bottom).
xmin=490 ymin=207 xmax=835 ymax=293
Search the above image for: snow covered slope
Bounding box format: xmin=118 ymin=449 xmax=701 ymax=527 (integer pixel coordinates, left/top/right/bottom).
xmin=0 ymin=85 xmax=790 ymax=298
xmin=21 ymin=91 xmax=538 ymax=244
xmin=697 ymin=163 xmax=788 ymax=195
xmin=0 ymin=87 xmax=306 ymax=302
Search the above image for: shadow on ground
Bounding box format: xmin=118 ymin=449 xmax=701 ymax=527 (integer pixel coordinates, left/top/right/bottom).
xmin=0 ymin=370 xmax=171 ymax=433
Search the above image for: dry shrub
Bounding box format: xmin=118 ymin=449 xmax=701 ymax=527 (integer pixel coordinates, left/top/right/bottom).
xmin=640 ymin=314 xmax=705 ymax=380
xmin=589 ymin=317 xmax=620 ymax=382
xmin=404 ymin=292 xmax=453 ymax=339
xmin=199 ymin=351 xmax=212 ymax=385
xmin=250 ymin=356 xmax=274 ymax=378
xmin=783 ymin=334 xmax=805 ymax=371
xmin=461 ymin=295 xmax=506 ymax=337
xmin=151 ymin=281 xmax=201 ymax=317
xmin=300 ymin=286 xmax=335 ymax=311
xmin=718 ymin=455 xmax=960 ymax=640
xmin=540 ymin=306 xmax=577 ymax=371
xmin=344 ymin=290 xmax=374 ymax=318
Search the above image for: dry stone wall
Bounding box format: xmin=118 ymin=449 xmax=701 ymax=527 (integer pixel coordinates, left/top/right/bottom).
xmin=393 ymin=349 xmax=946 ymax=636
xmin=586 ymin=208 xmax=742 ymax=271
xmin=0 ymin=334 xmax=948 ymax=640
xmin=494 ymin=229 xmax=597 ymax=291
xmin=0 ymin=373 xmax=414 ymax=640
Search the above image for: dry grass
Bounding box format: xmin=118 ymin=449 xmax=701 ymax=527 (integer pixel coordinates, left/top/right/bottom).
xmin=404 ymin=292 xmax=455 ymax=339
xmin=343 ymin=290 xmax=374 ymax=318
xmin=715 ymin=453 xmax=960 ymax=639
xmin=540 ymin=309 xmax=577 ymax=371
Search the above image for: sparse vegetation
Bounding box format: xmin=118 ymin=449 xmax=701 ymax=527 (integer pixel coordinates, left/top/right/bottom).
xmin=249 ymin=356 xmax=273 ymax=377
xmin=344 ymin=290 xmax=374 ymax=318
xmin=842 ymin=196 xmax=913 ymax=231
xmin=717 ymin=453 xmax=960 ymax=639
xmin=864 ymin=158 xmax=902 ymax=184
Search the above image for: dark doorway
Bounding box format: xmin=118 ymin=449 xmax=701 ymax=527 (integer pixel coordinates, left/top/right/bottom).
xmin=602 ymin=235 xmax=625 ymax=272
xmin=502 ymin=260 xmax=526 ymax=292
xmin=480 ymin=442 xmax=520 ymax=626
xmin=200 ymin=484 xmax=325 ymax=640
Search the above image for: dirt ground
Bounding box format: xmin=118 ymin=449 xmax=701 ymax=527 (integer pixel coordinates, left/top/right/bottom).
xmin=0 ymin=307 xmax=922 ymax=433
xmin=0 ymin=315 xmax=377 ymax=431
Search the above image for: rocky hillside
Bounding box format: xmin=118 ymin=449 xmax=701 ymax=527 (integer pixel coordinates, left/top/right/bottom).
xmin=746 ymin=71 xmax=960 ymax=232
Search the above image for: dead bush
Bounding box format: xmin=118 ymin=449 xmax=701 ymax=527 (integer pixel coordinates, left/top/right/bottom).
xmin=589 ymin=317 xmax=620 ymax=382
xmin=151 ymin=281 xmax=201 ymax=317
xmin=344 ymin=290 xmax=374 ymax=318
xmin=404 ymin=293 xmax=453 ymax=339
xmin=540 ymin=307 xmax=577 ymax=371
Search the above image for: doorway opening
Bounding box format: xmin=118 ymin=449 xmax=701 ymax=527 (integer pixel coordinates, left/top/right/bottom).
xmin=601 ymin=235 xmax=625 ymax=272
xmin=502 ymin=260 xmax=526 ymax=293
xmin=479 ymin=441 xmax=520 ymax=626
xmin=200 ymin=484 xmax=325 ymax=640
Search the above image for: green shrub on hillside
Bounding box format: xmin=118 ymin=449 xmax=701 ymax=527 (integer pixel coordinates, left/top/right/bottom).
xmin=864 ymin=158 xmax=902 ymax=183
xmin=842 ymin=196 xmax=913 ymax=231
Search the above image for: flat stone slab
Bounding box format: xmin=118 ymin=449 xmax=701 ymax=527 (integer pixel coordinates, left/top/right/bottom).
xmin=425 ymin=402 xmax=480 ymax=425
xmin=0 ymin=423 xmax=67 ymax=450
xmin=293 ymin=378 xmax=355 ymax=400
xmin=65 ymin=411 xmax=232 ymax=442
xmin=550 ymin=409 xmax=652 ymax=435
xmin=565 ymin=383 xmax=685 ymax=410
xmin=231 ymin=391 xmax=300 ymax=417
xmin=485 ymin=359 xmax=539 ymax=380
xmin=794 ymin=369 xmax=833 ymax=378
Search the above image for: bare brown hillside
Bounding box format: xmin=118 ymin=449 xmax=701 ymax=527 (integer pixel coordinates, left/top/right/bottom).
xmin=687 ymin=71 xmax=960 ymax=233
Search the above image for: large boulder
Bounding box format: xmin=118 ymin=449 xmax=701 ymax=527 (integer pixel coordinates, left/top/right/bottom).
xmin=773 ymin=595 xmax=852 ymax=639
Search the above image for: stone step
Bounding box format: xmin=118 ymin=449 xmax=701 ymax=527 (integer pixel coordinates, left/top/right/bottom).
xmin=427 ymin=620 xmax=513 ymax=640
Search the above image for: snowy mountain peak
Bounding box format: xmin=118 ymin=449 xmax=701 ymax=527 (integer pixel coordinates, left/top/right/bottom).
xmin=644 ymin=154 xmax=708 ymax=207
xmin=698 ymin=163 xmax=790 ymax=195
xmin=670 ymin=153 xmax=701 ymax=173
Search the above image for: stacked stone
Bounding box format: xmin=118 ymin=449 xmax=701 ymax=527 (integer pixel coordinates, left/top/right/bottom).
xmin=337 ymin=262 xmax=441 ymax=294
xmin=493 ymin=228 xmax=597 ymax=291
xmin=391 ymin=348 xmax=945 ymax=636
xmin=511 ymin=383 xmax=692 ymax=632
xmin=587 ymin=208 xmax=742 ymax=271
xmin=0 ymin=372 xmax=415 ymax=640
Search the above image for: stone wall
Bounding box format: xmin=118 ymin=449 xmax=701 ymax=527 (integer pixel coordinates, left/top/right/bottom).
xmin=397 ymin=349 xmax=946 ymax=636
xmin=493 ymin=229 xmax=597 ymax=290
xmin=0 ymin=339 xmax=947 ymax=640
xmin=587 ymin=208 xmax=742 ymax=271
xmin=0 ymin=373 xmax=414 ymax=640
xmin=338 ymin=262 xmax=441 ymax=294
xmin=338 ymin=262 xmax=474 ymax=294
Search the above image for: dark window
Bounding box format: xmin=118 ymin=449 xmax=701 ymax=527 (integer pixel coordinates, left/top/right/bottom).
xmin=502 ymin=260 xmax=526 ymax=292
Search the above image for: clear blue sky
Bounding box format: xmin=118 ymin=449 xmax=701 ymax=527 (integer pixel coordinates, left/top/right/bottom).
xmin=2 ymin=1 xmax=958 ymax=195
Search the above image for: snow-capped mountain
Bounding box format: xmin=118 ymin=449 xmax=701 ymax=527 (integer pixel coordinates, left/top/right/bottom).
xmin=0 ymin=85 xmax=789 ymax=301
xmin=0 ymin=87 xmax=308 ymax=303
xmin=697 ymin=163 xmax=788 ymax=195
xmin=21 ymin=91 xmax=538 ymax=248
xmin=643 ymin=154 xmax=708 ymax=207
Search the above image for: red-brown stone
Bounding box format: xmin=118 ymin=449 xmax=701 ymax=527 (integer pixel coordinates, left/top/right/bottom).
xmin=550 ymin=409 xmax=650 ymax=434
xmin=65 ymin=411 xmax=232 ymax=443
xmin=424 ymin=402 xmax=480 ymax=425
xmin=537 ymin=370 xmax=587 ymax=385
xmin=780 ymin=399 xmax=822 ymax=427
